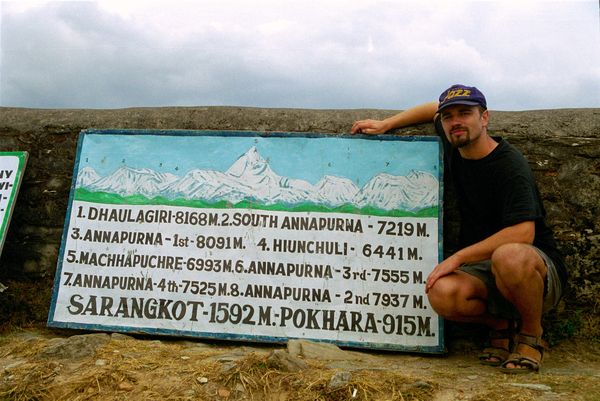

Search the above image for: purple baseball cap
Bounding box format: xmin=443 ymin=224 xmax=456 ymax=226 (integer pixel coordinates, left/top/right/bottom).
xmin=437 ymin=84 xmax=487 ymax=112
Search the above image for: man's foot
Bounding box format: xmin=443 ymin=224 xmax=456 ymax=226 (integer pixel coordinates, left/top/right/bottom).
xmin=478 ymin=321 xmax=515 ymax=366
xmin=500 ymin=333 xmax=547 ymax=374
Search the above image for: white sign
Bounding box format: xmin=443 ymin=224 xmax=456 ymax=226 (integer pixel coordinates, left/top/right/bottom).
xmin=48 ymin=130 xmax=443 ymax=353
xmin=0 ymin=152 xmax=28 ymax=254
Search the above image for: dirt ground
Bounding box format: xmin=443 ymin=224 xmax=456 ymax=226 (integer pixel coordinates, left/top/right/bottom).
xmin=0 ymin=326 xmax=599 ymax=401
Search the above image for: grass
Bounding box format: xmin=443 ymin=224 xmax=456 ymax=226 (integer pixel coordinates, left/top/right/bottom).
xmin=1 ymin=327 xmax=599 ymax=401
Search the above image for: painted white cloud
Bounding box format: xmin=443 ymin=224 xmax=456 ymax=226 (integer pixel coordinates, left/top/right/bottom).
xmin=1 ymin=0 xmax=598 ymax=110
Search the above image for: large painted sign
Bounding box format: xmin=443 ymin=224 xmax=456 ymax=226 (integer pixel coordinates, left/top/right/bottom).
xmin=0 ymin=152 xmax=28 ymax=255
xmin=48 ymin=130 xmax=444 ymax=353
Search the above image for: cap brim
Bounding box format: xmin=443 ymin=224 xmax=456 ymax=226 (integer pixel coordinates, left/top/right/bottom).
xmin=437 ymin=100 xmax=482 ymax=112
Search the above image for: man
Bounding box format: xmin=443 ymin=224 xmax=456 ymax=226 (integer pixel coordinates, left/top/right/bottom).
xmin=351 ymin=84 xmax=566 ymax=373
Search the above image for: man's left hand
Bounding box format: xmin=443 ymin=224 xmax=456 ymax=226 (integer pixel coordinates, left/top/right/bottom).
xmin=426 ymin=255 xmax=462 ymax=293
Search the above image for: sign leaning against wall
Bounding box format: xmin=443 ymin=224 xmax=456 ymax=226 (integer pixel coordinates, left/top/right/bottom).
xmin=0 ymin=151 xmax=27 ymax=255
xmin=48 ymin=129 xmax=444 ymax=353
xmin=0 ymin=151 xmax=28 ymax=292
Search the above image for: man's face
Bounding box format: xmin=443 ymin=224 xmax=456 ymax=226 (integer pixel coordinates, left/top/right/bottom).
xmin=439 ymin=105 xmax=488 ymax=148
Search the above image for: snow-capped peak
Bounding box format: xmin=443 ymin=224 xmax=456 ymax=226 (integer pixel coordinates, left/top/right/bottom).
xmin=76 ymin=166 xmax=101 ymax=187
xmin=226 ymin=146 xmax=272 ymax=179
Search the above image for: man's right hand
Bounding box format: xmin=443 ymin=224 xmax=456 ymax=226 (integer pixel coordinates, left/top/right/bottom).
xmin=350 ymin=102 xmax=439 ymax=135
xmin=351 ymin=119 xmax=389 ymax=135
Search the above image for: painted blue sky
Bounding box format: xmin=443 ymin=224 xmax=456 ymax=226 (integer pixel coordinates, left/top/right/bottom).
xmin=77 ymin=132 xmax=440 ymax=187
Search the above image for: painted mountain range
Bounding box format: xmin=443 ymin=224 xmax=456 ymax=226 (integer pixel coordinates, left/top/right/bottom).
xmin=76 ymin=146 xmax=438 ymax=212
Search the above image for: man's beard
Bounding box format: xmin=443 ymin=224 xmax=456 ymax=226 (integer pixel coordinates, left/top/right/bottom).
xmin=449 ymin=128 xmax=471 ymax=148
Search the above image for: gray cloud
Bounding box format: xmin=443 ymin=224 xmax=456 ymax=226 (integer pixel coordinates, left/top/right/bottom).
xmin=1 ymin=1 xmax=599 ymax=110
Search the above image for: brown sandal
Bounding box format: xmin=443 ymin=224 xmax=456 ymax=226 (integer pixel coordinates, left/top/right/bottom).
xmin=500 ymin=333 xmax=547 ymax=374
xmin=478 ymin=326 xmax=515 ymax=366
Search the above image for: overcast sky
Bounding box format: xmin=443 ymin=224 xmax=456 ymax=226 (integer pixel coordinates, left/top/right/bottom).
xmin=1 ymin=0 xmax=599 ymax=110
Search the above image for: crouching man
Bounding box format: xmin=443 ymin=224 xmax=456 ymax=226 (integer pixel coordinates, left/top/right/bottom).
xmin=351 ymin=84 xmax=566 ymax=373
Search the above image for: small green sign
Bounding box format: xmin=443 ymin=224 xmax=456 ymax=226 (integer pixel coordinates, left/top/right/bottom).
xmin=0 ymin=152 xmax=28 ymax=254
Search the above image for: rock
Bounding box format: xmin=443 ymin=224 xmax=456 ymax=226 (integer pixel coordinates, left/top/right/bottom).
xmin=287 ymin=340 xmax=362 ymax=361
xmin=287 ymin=339 xmax=302 ymax=356
xmin=38 ymin=333 xmax=110 ymax=360
xmin=180 ymin=347 xmax=212 ymax=358
xmin=267 ymin=350 xmax=309 ymax=372
xmin=432 ymin=389 xmax=463 ymax=401
xmin=408 ymin=381 xmax=434 ymax=391
xmin=110 ymin=332 xmax=134 ymax=341
xmin=328 ymin=371 xmax=352 ymax=390
xmin=118 ymin=381 xmax=134 ymax=391
xmin=506 ymin=383 xmax=552 ymax=392
xmin=207 ymin=354 xmax=244 ymax=363
xmin=178 ymin=340 xmax=213 ymax=349
xmin=2 ymin=360 xmax=25 ymax=370
xmin=220 ymin=362 xmax=237 ymax=374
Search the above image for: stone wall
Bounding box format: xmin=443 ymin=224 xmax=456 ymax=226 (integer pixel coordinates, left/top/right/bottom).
xmin=0 ymin=106 xmax=598 ymax=337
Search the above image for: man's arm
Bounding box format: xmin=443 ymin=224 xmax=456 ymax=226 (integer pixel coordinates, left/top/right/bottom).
xmin=351 ymin=101 xmax=438 ymax=134
xmin=425 ymin=220 xmax=535 ymax=293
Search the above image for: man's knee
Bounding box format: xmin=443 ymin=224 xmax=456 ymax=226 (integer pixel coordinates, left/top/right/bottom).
xmin=427 ymin=282 xmax=447 ymax=312
xmin=427 ymin=271 xmax=489 ymax=319
xmin=427 ymin=277 xmax=461 ymax=317
xmin=492 ymin=243 xmax=525 ymax=265
xmin=491 ymin=243 xmax=543 ymax=279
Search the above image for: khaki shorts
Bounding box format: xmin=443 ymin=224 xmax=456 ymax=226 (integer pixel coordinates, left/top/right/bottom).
xmin=458 ymin=246 xmax=562 ymax=320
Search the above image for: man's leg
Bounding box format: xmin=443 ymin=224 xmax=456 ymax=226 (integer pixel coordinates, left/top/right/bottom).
xmin=427 ymin=270 xmax=511 ymax=363
xmin=427 ymin=270 xmax=500 ymax=326
xmin=491 ymin=243 xmax=547 ymax=369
